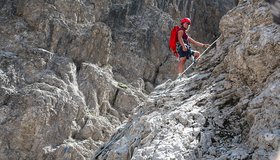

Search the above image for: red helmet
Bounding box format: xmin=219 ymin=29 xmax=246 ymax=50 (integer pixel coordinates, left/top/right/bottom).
xmin=180 ymin=18 xmax=191 ymax=25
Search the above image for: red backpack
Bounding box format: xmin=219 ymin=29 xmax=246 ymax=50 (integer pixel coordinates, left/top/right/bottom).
xmin=169 ymin=26 xmax=180 ymax=58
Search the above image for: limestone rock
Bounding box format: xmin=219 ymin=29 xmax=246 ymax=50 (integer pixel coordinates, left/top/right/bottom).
xmin=106 ymin=0 xmax=236 ymax=87
xmin=94 ymin=1 xmax=280 ymax=160
xmin=1 ymin=0 xmax=279 ymax=160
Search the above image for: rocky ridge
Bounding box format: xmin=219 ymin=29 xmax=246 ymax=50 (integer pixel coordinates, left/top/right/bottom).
xmin=1 ymin=0 xmax=279 ymax=160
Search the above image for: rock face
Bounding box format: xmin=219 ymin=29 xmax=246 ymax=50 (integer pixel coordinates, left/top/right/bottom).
xmin=0 ymin=49 xmax=146 ymax=159
xmin=107 ymin=0 xmax=237 ymax=89
xmin=94 ymin=0 xmax=280 ymax=160
xmin=5 ymin=0 xmax=280 ymax=160
xmin=0 ymin=0 xmax=235 ymax=90
xmin=0 ymin=1 xmax=148 ymax=157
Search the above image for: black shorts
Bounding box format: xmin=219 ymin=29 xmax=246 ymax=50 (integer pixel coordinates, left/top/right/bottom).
xmin=178 ymin=46 xmax=195 ymax=59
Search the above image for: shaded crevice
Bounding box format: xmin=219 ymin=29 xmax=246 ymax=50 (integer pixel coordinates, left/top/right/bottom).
xmin=151 ymin=54 xmax=170 ymax=85
xmin=47 ymin=20 xmax=55 ymax=50
xmin=203 ymin=118 xmax=209 ymax=127
xmin=1 ymin=94 xmax=11 ymax=106
xmin=73 ymin=59 xmax=82 ymax=74
xmin=0 ymin=0 xmax=7 ymax=9
xmin=219 ymin=97 xmax=240 ymax=109
xmin=111 ymin=88 xmax=120 ymax=107
xmin=11 ymin=0 xmax=18 ymax=16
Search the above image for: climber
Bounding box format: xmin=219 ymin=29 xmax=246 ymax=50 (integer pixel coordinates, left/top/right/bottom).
xmin=177 ymin=18 xmax=209 ymax=76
